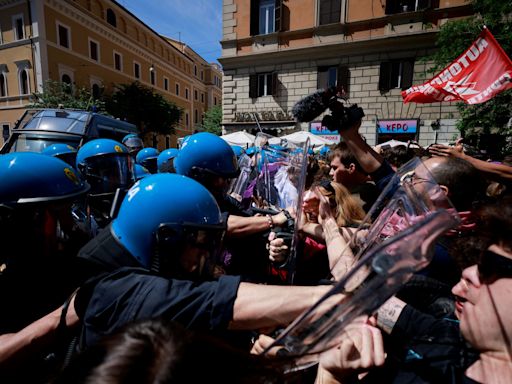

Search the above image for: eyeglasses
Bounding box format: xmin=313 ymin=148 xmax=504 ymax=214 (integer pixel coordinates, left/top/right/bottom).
xmin=400 ymin=171 xmax=436 ymax=186
xmin=478 ymin=249 xmax=512 ymax=283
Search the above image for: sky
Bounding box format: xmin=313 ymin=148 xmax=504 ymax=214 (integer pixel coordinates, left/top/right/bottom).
xmin=117 ymin=0 xmax=223 ymax=65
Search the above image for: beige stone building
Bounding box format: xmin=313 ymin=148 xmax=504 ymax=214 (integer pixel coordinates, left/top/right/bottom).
xmin=0 ymin=0 xmax=222 ymax=149
xmin=220 ymin=0 xmax=474 ymax=146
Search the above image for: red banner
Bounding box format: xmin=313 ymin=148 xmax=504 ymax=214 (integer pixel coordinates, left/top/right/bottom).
xmin=402 ymin=28 xmax=512 ymax=104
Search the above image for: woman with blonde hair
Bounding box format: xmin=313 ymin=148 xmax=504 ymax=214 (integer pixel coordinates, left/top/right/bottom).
xmin=269 ymin=179 xmax=366 ymax=283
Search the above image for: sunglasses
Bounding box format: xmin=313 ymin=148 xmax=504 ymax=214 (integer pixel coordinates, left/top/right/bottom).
xmin=478 ymin=249 xmax=512 ymax=283
xmin=319 ymin=179 xmax=335 ymax=195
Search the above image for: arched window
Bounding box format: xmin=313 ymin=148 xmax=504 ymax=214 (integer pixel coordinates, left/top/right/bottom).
xmin=62 ymin=74 xmax=71 ymax=84
xmin=0 ymin=73 xmax=7 ymax=97
xmin=19 ymin=69 xmax=29 ymax=95
xmin=106 ymin=9 xmax=116 ymax=27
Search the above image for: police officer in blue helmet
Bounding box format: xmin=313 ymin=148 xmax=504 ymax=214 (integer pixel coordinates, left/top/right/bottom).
xmin=0 ymin=152 xmax=90 ymax=333
xmin=77 ymin=173 xmax=226 ymax=282
xmin=122 ymin=134 xmax=144 ymax=157
xmin=157 ymin=148 xmax=179 ymax=173
xmin=136 ymin=147 xmax=160 ymax=174
xmin=174 ymin=132 xmax=289 ymax=281
xmin=42 ymin=143 xmax=78 ymax=168
xmin=76 ymin=138 xmax=135 ymax=228
xmin=133 ymin=163 xmax=151 ymax=181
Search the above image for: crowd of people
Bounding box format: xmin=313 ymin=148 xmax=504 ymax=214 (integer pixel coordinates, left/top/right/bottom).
xmin=0 ymin=118 xmax=511 ymax=383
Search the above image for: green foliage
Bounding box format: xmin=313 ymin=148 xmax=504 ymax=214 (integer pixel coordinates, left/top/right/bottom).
xmin=199 ymin=105 xmax=222 ymax=135
xmin=29 ymin=80 xmax=106 ymax=112
xmin=425 ymin=0 xmax=512 ymax=154
xmin=105 ymin=82 xmax=181 ymax=137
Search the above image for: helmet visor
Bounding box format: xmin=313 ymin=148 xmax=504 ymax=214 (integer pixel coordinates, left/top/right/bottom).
xmin=123 ymin=137 xmax=144 ymax=150
xmin=83 ymin=154 xmax=134 ymax=194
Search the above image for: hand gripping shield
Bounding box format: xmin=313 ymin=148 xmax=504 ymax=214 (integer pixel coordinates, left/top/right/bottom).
xmin=263 ymin=157 xmax=460 ymax=357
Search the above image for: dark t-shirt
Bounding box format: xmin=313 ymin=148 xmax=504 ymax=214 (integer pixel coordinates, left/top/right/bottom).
xmin=75 ymin=268 xmax=241 ymax=349
xmin=361 ymin=305 xmax=478 ymax=383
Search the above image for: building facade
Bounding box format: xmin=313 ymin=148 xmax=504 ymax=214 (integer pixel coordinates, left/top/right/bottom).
xmin=0 ymin=0 xmax=222 ymax=149
xmin=220 ymin=0 xmax=474 ymax=146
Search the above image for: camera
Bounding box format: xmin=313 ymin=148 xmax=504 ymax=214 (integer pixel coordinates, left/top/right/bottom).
xmin=321 ymin=96 xmax=365 ymax=133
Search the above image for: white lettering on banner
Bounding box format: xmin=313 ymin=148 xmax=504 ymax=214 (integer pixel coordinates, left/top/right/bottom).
xmin=467 ymin=72 xmax=512 ymax=104
xmin=404 ymin=37 xmax=490 ymax=96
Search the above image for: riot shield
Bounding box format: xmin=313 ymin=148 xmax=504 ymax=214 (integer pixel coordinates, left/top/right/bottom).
xmin=263 ymin=157 xmax=460 ymax=356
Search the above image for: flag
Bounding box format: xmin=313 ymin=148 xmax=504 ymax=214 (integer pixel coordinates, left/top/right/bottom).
xmin=402 ymin=28 xmax=512 ymax=104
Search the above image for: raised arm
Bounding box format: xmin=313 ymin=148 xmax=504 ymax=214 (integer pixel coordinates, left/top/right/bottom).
xmin=429 ymin=142 xmax=512 ymax=182
xmin=339 ymin=121 xmax=384 ymax=174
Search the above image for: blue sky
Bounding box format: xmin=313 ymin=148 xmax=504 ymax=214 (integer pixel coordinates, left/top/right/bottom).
xmin=117 ymin=0 xmax=223 ymax=64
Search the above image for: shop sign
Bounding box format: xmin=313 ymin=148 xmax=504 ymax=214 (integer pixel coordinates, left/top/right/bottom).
xmin=377 ymin=119 xmax=418 ymax=134
xmin=310 ymin=121 xmax=340 ymax=142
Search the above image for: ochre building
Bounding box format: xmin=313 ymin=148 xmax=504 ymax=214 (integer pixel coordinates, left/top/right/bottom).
xmin=220 ymin=0 xmax=474 ymax=146
xmin=0 ymin=0 xmax=222 ymax=149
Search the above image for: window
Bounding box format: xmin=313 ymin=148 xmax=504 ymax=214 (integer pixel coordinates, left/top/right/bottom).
xmin=57 ymin=23 xmax=70 ymax=48
xmin=194 ymin=90 xmax=198 ymax=100
xmin=214 ymin=97 xmax=217 ymax=105
xmin=250 ymin=0 xmax=282 ymax=35
xmin=385 ymin=0 xmax=432 ymax=14
xmin=2 ymin=124 xmax=9 ymax=142
xmin=114 ymin=52 xmax=122 ymax=71
xmin=13 ymin=15 xmax=24 ymax=40
xmin=200 ymin=71 xmax=204 ymax=80
xmin=185 ymin=88 xmax=189 ymax=99
xmin=134 ymin=62 xmax=140 ymax=79
xmin=89 ymin=39 xmax=99 ymax=61
xmin=150 ymin=69 xmax=155 ymax=85
xmin=164 ymin=77 xmax=169 ymax=91
xmin=201 ymin=93 xmax=204 ymax=103
xmin=249 ymin=72 xmax=278 ymax=98
xmin=319 ymin=0 xmax=341 ymax=25
xmin=106 ymin=9 xmax=117 ymax=27
xmin=379 ymin=60 xmax=414 ymax=91
xmin=317 ymin=65 xmax=349 ymax=93
xmin=19 ymin=69 xmax=29 ymax=95
xmin=194 ymin=109 xmax=198 ymax=124
xmin=185 ymin=112 xmax=189 ymax=127
xmin=194 ymin=65 xmax=197 ymax=76
xmin=92 ymin=83 xmax=101 ymax=99
xmin=62 ymin=74 xmax=71 ymax=84
xmin=175 ymin=83 xmax=180 ymax=96
xmin=0 ymin=73 xmax=7 ymax=97
xmin=165 ymin=136 xmax=170 ymax=148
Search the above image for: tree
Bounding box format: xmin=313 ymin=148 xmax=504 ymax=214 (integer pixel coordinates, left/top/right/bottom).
xmin=29 ymin=80 xmax=106 ymax=112
xmin=106 ymin=82 xmax=181 ymax=138
xmin=199 ymin=105 xmax=222 ymax=135
xmin=426 ymin=0 xmax=512 ymax=154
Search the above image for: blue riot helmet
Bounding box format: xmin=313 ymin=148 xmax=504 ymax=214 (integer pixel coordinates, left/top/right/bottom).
xmin=230 ymin=145 xmax=244 ymax=158
xmin=320 ymin=145 xmax=330 ymax=157
xmin=76 ymin=139 xmax=135 ymax=196
xmin=269 ymin=144 xmax=286 ymax=152
xmin=122 ymin=134 xmax=144 ymax=157
xmin=0 ymin=152 xmax=89 ymax=207
xmin=307 ymin=147 xmax=314 ymax=155
xmin=42 ymin=143 xmax=78 ymax=168
xmin=136 ymin=147 xmax=160 ymax=174
xmin=111 ymin=174 xmax=225 ymax=278
xmin=134 ymin=163 xmax=151 ymax=181
xmin=157 ymin=148 xmax=179 ymax=173
xmin=175 ymin=132 xmax=239 ymax=179
xmin=245 ymin=146 xmax=258 ymax=156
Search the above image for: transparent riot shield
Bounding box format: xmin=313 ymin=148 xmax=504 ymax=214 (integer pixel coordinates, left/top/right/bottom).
xmin=227 ymin=153 xmax=253 ymax=203
xmin=263 ymin=157 xmax=461 ymax=356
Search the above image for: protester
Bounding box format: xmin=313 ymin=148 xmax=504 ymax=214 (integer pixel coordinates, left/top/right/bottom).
xmin=328 ymin=142 xmax=378 ymax=213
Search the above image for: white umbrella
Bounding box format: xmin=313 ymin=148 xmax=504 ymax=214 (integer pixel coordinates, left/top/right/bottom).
xmin=220 ymin=131 xmax=256 ymax=147
xmin=278 ymin=131 xmax=336 ymax=146
xmin=375 ymin=139 xmax=409 ymax=149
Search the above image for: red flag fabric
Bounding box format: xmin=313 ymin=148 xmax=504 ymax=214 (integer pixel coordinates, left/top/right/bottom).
xmin=402 ymin=28 xmax=512 ymax=104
